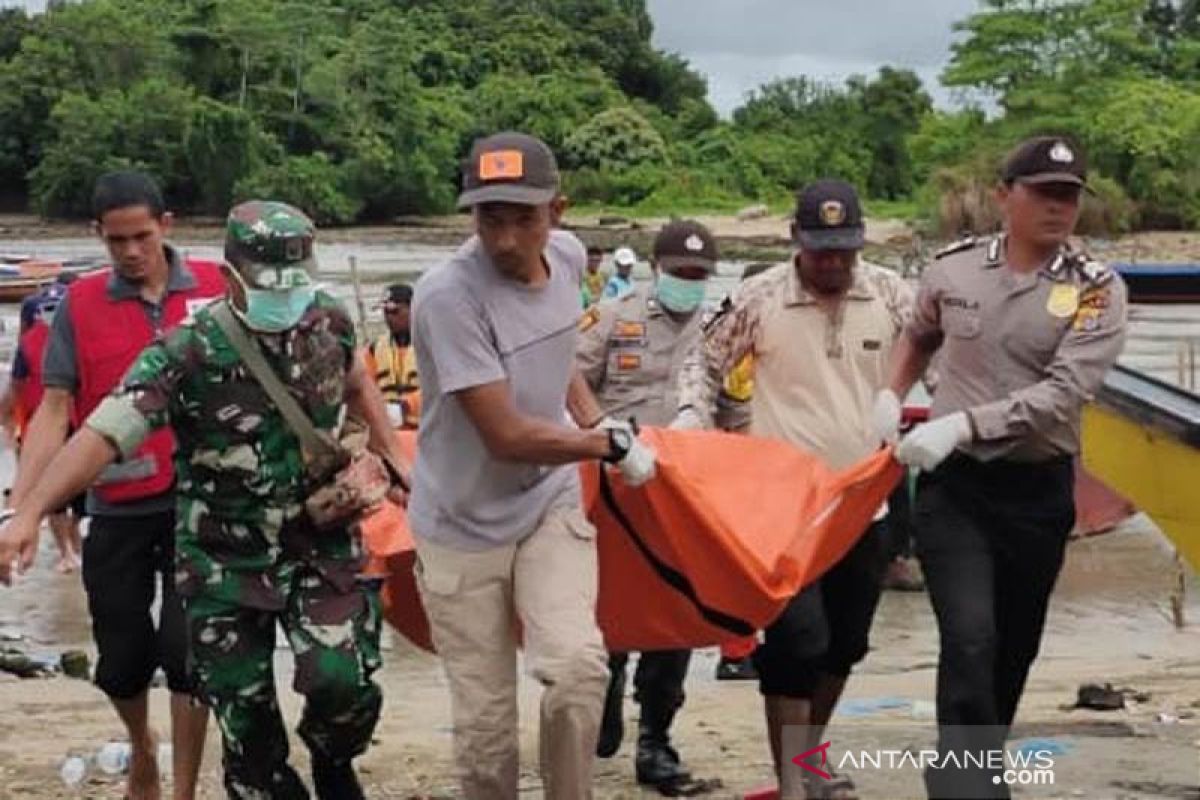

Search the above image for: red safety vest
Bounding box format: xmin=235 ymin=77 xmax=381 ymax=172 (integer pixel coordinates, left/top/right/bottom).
xmin=70 ymin=260 xmax=225 ymax=504
xmin=15 ymin=321 xmax=49 ymax=424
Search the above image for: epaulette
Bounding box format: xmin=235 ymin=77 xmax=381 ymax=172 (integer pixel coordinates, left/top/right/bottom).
xmin=578 ymin=306 xmax=601 ymax=333
xmin=933 ymin=236 xmax=981 ymax=260
xmin=702 ymin=296 xmax=732 ymax=334
xmin=1067 ymin=251 xmax=1113 ymax=286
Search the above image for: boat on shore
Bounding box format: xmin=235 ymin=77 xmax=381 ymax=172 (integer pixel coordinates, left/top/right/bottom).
xmin=1113 ymin=263 xmax=1200 ymax=304
xmin=0 ymin=256 xmax=106 ymax=302
xmin=1082 ymin=364 xmax=1200 ymax=570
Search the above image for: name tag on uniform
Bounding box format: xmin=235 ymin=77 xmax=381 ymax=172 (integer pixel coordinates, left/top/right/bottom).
xmin=611 ymin=320 xmax=647 ymax=349
xmin=614 ymin=321 xmax=646 ymax=338
xmin=616 ymin=353 xmax=642 ymax=371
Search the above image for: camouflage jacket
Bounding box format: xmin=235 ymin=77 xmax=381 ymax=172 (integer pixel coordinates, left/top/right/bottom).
xmin=87 ymin=291 xmax=360 ymax=609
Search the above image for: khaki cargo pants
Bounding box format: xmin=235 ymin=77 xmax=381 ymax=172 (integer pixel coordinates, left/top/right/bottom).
xmin=414 ymin=505 xmax=610 ymax=799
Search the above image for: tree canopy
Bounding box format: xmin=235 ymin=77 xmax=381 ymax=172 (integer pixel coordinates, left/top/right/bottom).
xmin=0 ymin=0 xmax=1198 ymax=232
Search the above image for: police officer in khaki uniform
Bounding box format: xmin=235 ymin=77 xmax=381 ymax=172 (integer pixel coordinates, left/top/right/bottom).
xmin=877 ymin=137 xmax=1128 ymax=798
xmin=576 ymin=220 xmax=718 ymax=793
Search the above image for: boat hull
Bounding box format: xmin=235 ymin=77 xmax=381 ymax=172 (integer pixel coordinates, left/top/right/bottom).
xmin=1081 ymin=366 xmax=1200 ymax=570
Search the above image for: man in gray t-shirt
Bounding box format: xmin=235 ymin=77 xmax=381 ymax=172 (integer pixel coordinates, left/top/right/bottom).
xmin=410 ymin=132 xmax=656 ymax=800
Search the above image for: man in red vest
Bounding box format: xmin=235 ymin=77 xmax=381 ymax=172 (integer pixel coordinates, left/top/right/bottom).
xmin=0 ymin=278 xmax=84 ymax=572
xmin=1 ymin=171 xmax=222 ymax=800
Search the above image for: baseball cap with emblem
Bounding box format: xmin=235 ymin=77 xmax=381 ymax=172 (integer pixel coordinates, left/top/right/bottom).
xmin=1002 ymin=136 xmax=1088 ymax=188
xmin=793 ymin=179 xmax=865 ymax=251
xmin=653 ymin=219 xmax=719 ymax=273
xmin=457 ymin=131 xmax=561 ymax=209
xmin=224 ymin=200 xmax=318 ymax=289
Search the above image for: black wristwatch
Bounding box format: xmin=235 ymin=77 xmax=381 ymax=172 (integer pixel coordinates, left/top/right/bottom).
xmin=602 ymin=417 xmax=640 ymax=464
xmin=603 ymin=426 xmax=634 ymax=464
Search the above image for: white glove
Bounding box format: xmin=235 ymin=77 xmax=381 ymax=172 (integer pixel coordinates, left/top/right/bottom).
xmin=871 ymin=389 xmax=902 ymax=445
xmin=617 ymin=437 xmax=657 ymax=487
xmin=669 ymin=407 xmax=704 ymax=431
xmin=598 ymin=417 xmax=657 ymax=486
xmin=385 ymin=402 xmax=406 ymax=427
xmin=895 ymin=412 xmax=972 ymax=471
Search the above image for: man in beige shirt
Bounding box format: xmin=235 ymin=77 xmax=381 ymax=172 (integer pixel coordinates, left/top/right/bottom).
xmin=676 ymin=180 xmax=913 ymax=799
xmin=879 ymin=137 xmax=1127 ymax=799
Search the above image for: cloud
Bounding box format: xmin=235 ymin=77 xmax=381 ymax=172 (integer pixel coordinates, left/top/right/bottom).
xmin=647 ymin=0 xmax=979 ymax=114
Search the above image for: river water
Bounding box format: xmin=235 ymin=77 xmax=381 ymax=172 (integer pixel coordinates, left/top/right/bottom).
xmin=0 ymin=235 xmax=1195 ymax=649
xmin=0 ymin=236 xmax=1194 ymax=389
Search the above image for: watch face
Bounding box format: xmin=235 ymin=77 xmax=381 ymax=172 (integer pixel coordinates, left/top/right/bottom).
xmin=611 ymin=428 xmax=633 ymax=450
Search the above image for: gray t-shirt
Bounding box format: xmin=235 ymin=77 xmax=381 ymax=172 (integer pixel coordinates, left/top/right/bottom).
xmin=409 ymin=230 xmax=586 ymax=551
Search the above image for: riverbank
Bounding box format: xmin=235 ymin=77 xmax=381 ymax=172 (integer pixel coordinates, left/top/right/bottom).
xmin=0 ymin=516 xmax=1196 ymax=799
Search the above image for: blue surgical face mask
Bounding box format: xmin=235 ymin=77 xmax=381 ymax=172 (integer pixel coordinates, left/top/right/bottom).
xmin=656 ymin=273 xmax=707 ymax=314
xmin=244 ymin=286 xmax=316 ymax=332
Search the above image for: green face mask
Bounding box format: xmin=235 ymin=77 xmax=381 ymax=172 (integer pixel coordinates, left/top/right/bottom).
xmin=656 ymin=273 xmax=707 ymax=314
xmin=245 ymin=286 xmax=315 ymax=331
xmin=231 ymin=268 xmax=316 ymax=332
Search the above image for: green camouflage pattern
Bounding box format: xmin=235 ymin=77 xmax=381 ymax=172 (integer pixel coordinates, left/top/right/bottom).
xmin=187 ymin=577 xmax=382 ymax=798
xmin=108 ymin=289 xmax=381 ymax=795
xmin=224 ymin=200 xmax=318 ymax=289
xmin=111 ymin=289 xmax=359 ymax=608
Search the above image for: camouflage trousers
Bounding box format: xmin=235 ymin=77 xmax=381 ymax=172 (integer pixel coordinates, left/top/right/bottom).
xmin=186 ymin=568 xmax=383 ymax=800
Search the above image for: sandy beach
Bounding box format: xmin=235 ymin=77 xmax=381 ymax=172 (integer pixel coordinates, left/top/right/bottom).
xmin=0 ymin=514 xmax=1196 ymax=799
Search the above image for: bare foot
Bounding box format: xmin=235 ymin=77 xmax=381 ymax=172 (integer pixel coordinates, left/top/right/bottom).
xmin=127 ymin=733 xmax=162 ymax=800
xmin=54 ymin=555 xmax=77 ymax=574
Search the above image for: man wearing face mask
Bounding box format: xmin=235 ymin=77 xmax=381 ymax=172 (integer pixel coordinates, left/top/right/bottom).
xmin=0 ymin=200 xmax=407 ymax=799
xmin=675 ymin=180 xmax=914 ymax=800
xmin=575 ymin=219 xmax=718 ymax=793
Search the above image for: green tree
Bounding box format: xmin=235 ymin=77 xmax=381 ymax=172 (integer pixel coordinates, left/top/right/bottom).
xmin=564 ymin=106 xmax=668 ymax=170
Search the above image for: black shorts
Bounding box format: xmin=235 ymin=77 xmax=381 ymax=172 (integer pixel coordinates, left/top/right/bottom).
xmin=52 ymin=493 xmax=87 ymax=518
xmin=755 ymin=520 xmax=890 ymax=698
xmin=81 ymin=510 xmax=194 ymax=699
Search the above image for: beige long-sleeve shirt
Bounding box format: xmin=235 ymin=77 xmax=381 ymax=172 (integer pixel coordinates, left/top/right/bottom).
xmin=677 ymin=261 xmax=913 ymax=469
xmin=906 ymin=235 xmax=1128 ymax=462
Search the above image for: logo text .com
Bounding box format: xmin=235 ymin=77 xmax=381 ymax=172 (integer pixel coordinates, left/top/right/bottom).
xmin=794 ymin=743 xmax=1055 ymax=786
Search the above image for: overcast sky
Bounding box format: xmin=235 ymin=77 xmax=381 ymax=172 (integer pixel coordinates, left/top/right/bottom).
xmin=5 ymin=0 xmax=981 ymax=113
xmin=646 ymin=0 xmax=981 ymax=114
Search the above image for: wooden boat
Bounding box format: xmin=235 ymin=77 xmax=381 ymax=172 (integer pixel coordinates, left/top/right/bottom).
xmin=1113 ymin=263 xmax=1200 ymax=304
xmin=1082 ymin=364 xmax=1200 ymax=570
xmin=0 ymin=258 xmax=107 ymax=303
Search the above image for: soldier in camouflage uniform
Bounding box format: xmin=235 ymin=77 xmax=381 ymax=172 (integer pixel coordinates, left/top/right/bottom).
xmin=0 ymin=201 xmax=408 ymax=800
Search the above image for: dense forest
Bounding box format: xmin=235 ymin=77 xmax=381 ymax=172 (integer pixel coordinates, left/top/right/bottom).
xmin=0 ymin=0 xmax=1198 ymax=233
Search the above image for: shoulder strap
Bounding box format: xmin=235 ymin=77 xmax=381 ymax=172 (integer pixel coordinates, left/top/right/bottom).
xmin=210 ymin=301 xmax=343 ymax=467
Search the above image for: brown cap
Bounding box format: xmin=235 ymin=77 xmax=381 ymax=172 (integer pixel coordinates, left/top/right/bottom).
xmin=457 ymin=132 xmax=560 ymax=209
xmin=1002 ymin=136 xmax=1087 ymax=187
xmin=653 ymin=219 xmax=718 ymax=273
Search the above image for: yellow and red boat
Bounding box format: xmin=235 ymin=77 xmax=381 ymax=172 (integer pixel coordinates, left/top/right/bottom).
xmin=1082 ymin=364 xmax=1200 ymax=571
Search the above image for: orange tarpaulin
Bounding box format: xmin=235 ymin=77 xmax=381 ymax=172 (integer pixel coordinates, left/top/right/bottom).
xmin=372 ymin=429 xmax=902 ymax=653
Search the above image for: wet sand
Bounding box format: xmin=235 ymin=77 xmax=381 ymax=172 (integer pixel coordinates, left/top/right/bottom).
xmin=0 ymin=515 xmax=1196 ymax=799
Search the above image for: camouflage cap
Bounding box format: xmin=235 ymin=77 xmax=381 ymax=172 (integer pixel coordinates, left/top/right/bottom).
xmin=224 ymin=200 xmax=318 ymax=287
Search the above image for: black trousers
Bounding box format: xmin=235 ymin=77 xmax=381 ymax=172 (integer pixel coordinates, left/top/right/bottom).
xmin=609 ymin=649 xmax=691 ymax=725
xmin=755 ymin=521 xmax=890 ymax=698
xmin=915 ymin=454 xmax=1074 ymax=799
xmin=81 ymin=510 xmax=194 ymax=699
